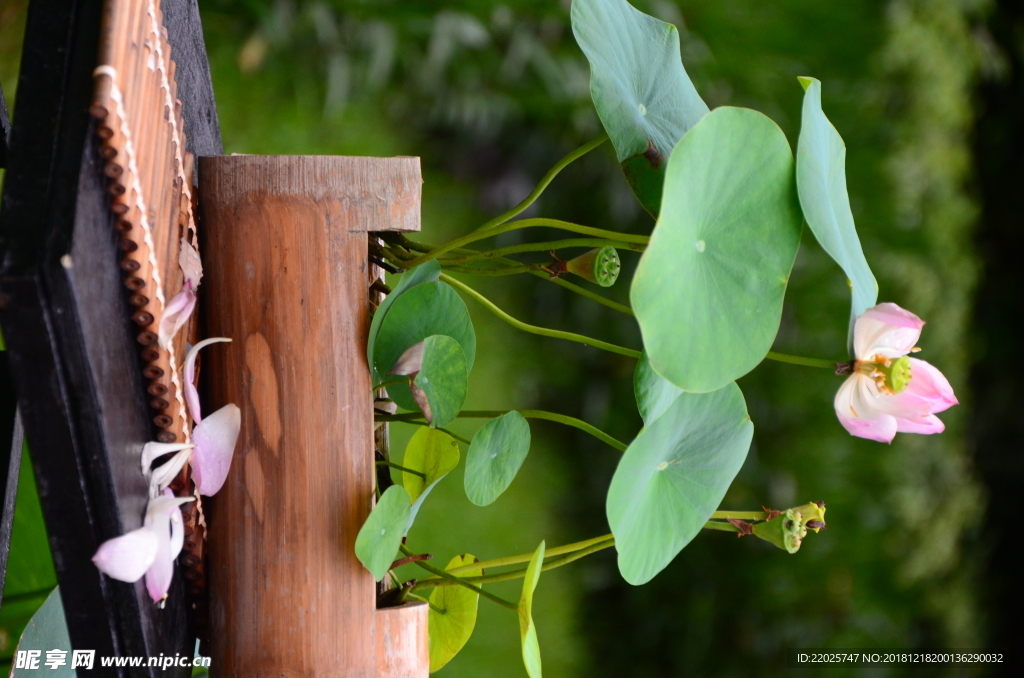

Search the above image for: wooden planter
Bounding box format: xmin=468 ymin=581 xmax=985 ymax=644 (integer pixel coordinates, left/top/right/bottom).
xmin=199 ymin=155 xmax=427 ymax=677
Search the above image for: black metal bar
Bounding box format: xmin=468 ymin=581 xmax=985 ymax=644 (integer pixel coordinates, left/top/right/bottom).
xmin=0 ymin=408 xmax=22 ymax=609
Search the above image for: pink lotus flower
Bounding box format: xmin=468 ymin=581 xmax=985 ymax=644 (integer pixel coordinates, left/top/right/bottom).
xmin=91 ymin=494 xmax=194 ymax=604
xmin=834 ymin=303 xmax=958 ymax=443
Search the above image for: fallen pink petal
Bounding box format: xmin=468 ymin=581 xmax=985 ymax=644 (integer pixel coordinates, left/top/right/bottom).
xmin=157 ymin=285 xmax=197 ymax=348
xmin=183 ymin=337 xmax=232 ymax=423
xmin=91 ymin=528 xmax=159 ymax=583
xmin=143 ymin=494 xmax=195 ymax=604
xmin=191 ymin=403 xmax=241 ymax=496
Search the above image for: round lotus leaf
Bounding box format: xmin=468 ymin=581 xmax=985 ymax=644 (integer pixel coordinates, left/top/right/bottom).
xmin=607 ymin=383 xmax=754 ymax=585
xmin=428 ymin=554 xmax=483 ymax=672
xmin=413 ymin=335 xmax=468 ymax=428
xmin=631 ymin=106 xmax=802 ymax=393
xmin=571 ymin=0 xmax=708 ymax=215
xmin=368 ymin=260 xmax=441 ymax=383
xmin=634 ymin=351 xmax=683 ymax=425
xmin=354 ymin=485 xmax=410 ymax=582
xmin=374 ymin=281 xmax=476 ymax=411
xmin=518 ymin=541 xmax=545 ymax=678
xmin=464 ymin=411 xmax=531 ymax=507
xmin=401 ymin=427 xmax=460 ymax=536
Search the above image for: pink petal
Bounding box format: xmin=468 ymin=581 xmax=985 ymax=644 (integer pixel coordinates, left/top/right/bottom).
xmin=143 ymin=495 xmax=194 ymax=603
xmin=179 ymin=238 xmax=203 ymax=289
xmin=92 ymin=528 xmax=159 ymax=583
xmin=183 ymin=337 xmax=233 ymax=423
xmin=901 ymin=358 xmax=958 ymax=413
xmin=834 ymin=374 xmax=898 ymax=443
xmin=853 ymin=302 xmax=924 ymax=361
xmin=895 ymin=413 xmax=946 ymax=435
xmin=157 ymin=286 xmax=197 ymax=348
xmin=191 ymin=404 xmax=241 ymax=496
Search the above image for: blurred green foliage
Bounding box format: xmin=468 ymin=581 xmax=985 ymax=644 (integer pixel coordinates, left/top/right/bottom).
xmin=0 ymin=0 xmax=993 ymax=676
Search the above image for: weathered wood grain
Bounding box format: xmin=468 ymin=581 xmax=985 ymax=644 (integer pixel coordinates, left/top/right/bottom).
xmin=199 ymin=154 xmax=425 ymax=677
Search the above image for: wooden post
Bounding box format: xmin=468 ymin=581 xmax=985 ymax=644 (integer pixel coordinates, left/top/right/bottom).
xmin=199 ymin=156 xmax=427 ymax=677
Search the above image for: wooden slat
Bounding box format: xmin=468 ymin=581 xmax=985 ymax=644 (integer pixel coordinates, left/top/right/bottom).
xmin=199 ymin=155 xmax=426 ymax=677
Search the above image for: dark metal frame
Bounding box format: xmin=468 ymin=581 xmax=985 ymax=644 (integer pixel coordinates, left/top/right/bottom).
xmin=0 ymin=1 xmax=221 ymax=674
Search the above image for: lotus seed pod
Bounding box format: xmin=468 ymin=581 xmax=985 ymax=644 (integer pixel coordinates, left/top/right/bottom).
xmin=565 ymin=247 xmax=621 ymax=287
xmin=792 ymin=501 xmax=827 ymax=532
xmin=751 ymin=508 xmax=807 ymax=554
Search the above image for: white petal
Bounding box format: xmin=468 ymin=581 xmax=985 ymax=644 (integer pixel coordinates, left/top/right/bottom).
xmin=143 ymin=495 xmax=194 ymax=603
xmin=852 ymin=302 xmax=924 ymax=360
xmin=191 ymin=404 xmax=241 ymax=496
xmin=148 ymin=448 xmax=194 ymax=499
xmin=92 ymin=528 xmax=159 ymax=583
xmin=164 ymin=489 xmax=186 ymax=559
xmin=183 ymin=337 xmax=232 ymax=423
xmin=833 ymin=373 xmax=898 ymax=443
xmin=141 ymin=442 xmax=194 ymax=475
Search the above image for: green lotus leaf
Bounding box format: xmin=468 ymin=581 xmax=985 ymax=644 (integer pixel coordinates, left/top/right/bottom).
xmin=374 ymin=281 xmax=476 ymax=411
xmin=413 ymin=335 xmax=468 ymax=428
xmin=428 ymin=554 xmax=483 ymax=672
xmin=518 ymin=541 xmax=546 ymax=678
xmin=634 ymin=351 xmax=682 ymax=425
xmin=355 ymin=485 xmax=411 ymax=581
xmin=631 ymin=106 xmax=803 ymax=393
xmin=368 ymin=260 xmax=442 ymax=383
xmin=796 ymin=76 xmax=878 ymax=336
xmin=401 ymin=427 xmax=460 ymax=535
xmin=464 ymin=411 xmax=531 ymax=507
xmin=571 ymin=0 xmax=708 ymax=215
xmin=607 ymin=383 xmax=754 ymax=585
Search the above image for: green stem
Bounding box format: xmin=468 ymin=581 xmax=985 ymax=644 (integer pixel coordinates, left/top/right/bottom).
xmin=445 ymin=533 xmax=615 ymax=576
xmin=440 ymin=263 xmax=545 ymax=277
xmin=405 ymin=219 xmax=649 ymax=269
xmin=401 ymin=419 xmax=472 ymax=445
xmin=377 ymin=409 xmax=627 ymax=452
xmin=440 ymin=274 xmax=642 ymax=359
xmin=711 ymin=510 xmax=767 ymax=521
xmin=382 ymin=237 xmax=634 ymax=315
xmin=400 ymin=544 xmax=518 ymax=611
xmin=375 ymin=460 xmax=426 ymax=479
xmin=765 ymin=351 xmax=839 ymax=370
xmin=472 ymin=134 xmax=610 ymax=234
xmin=533 ymin=272 xmax=635 ymax=316
xmin=702 ymin=521 xmax=743 ymax=533
xmin=441 ymin=238 xmax=645 ymax=264
xmin=372 ymin=376 xmax=409 ymax=392
xmin=406 ymin=592 xmax=445 ymax=614
xmin=412 ymin=538 xmax=616 ymax=593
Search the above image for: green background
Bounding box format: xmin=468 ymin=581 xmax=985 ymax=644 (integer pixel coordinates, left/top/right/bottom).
xmin=1 ymin=0 xmax=1011 ymax=676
